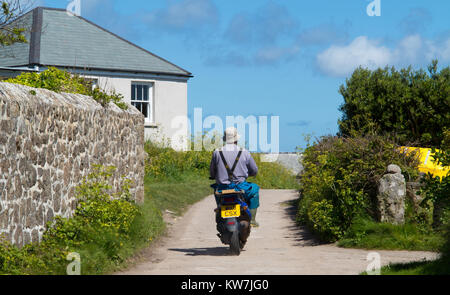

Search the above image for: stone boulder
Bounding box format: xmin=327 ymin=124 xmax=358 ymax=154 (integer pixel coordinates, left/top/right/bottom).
xmin=376 ymin=164 xmax=406 ymax=224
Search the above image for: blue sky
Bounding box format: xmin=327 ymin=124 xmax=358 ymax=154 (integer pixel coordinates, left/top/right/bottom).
xmin=40 ymin=0 xmax=450 ymax=151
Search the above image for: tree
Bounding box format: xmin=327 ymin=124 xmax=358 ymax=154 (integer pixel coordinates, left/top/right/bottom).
xmin=338 ymin=60 xmax=450 ymax=147
xmin=0 ymin=0 xmax=34 ymax=46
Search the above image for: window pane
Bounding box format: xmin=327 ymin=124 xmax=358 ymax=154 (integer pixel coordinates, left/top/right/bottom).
xmin=137 ymin=85 xmax=142 ymax=101
xmin=143 ymin=85 xmax=149 ymax=101
xmin=131 ymin=85 xmax=136 ymax=100
xmin=142 ymin=102 xmax=148 ymax=118
xmin=135 ymin=102 xmax=142 ymax=112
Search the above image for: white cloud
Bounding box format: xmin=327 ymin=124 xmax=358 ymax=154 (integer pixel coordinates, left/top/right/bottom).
xmin=395 ymin=34 xmax=424 ymax=62
xmin=317 ymin=35 xmax=450 ymax=77
xmin=316 ymin=36 xmax=392 ymax=77
xmin=425 ymin=38 xmax=450 ymax=62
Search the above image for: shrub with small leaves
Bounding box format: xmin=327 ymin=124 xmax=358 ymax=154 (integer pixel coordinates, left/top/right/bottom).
xmin=0 ymin=1 xmax=27 ymax=46
xmin=5 ymin=67 xmax=128 ymax=110
xmin=145 ymin=140 xmax=211 ymax=180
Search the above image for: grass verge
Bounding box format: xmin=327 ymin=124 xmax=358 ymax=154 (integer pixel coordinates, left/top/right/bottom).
xmin=378 ymin=259 xmax=449 ymax=275
xmin=249 ymin=154 xmax=300 ymax=190
xmin=337 ymin=217 xmax=445 ymax=252
xmin=145 ymin=172 xmax=213 ymax=216
xmin=104 ymin=173 xmax=212 ymax=274
xmin=360 ymin=258 xmax=449 ymax=275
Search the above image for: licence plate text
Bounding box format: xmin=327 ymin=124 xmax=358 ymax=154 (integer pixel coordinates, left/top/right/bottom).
xmin=221 ymin=204 xmax=240 ymax=218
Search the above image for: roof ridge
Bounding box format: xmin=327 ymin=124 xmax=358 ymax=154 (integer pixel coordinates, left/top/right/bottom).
xmin=34 ymin=6 xmax=192 ymax=77
xmin=35 ymin=6 xmax=66 ymax=11
xmin=29 ymin=7 xmax=43 ymax=65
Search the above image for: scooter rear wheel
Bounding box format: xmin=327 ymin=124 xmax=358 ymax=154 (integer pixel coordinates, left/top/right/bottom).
xmin=229 ymin=231 xmax=241 ymax=256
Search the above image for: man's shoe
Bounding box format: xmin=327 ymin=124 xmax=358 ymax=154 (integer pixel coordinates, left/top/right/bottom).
xmin=251 ymin=221 xmax=259 ymax=228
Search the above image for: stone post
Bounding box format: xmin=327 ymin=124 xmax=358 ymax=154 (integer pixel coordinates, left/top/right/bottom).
xmin=376 ymin=164 xmax=406 ymax=224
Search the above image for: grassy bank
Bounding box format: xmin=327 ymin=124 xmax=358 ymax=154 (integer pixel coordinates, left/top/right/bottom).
xmin=145 ymin=173 xmax=212 ymax=216
xmin=358 ymin=224 xmax=450 ymax=275
xmin=250 ymin=154 xmax=300 ymax=190
xmin=337 ymin=217 xmax=444 ymax=252
xmin=366 ymin=259 xmax=449 ymax=275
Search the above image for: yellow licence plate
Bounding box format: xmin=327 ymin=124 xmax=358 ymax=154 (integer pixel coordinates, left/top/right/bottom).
xmin=221 ymin=204 xmax=241 ymax=218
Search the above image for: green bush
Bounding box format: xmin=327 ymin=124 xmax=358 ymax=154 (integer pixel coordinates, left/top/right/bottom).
xmin=338 ymin=60 xmax=450 ymax=147
xmin=297 ymin=134 xmax=420 ymax=242
xmin=419 ymin=129 xmax=450 ymax=229
xmin=0 ymin=237 xmax=38 ymax=275
xmin=5 ymin=67 xmax=128 ymax=110
xmin=44 ymin=166 xmax=139 ymax=249
xmin=145 ymin=141 xmax=211 ymax=180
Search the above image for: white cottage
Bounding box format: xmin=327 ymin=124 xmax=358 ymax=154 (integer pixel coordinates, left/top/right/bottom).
xmin=0 ymin=7 xmax=192 ymax=150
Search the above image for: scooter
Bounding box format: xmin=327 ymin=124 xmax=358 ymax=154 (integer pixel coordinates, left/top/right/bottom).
xmin=213 ymin=188 xmax=252 ymax=255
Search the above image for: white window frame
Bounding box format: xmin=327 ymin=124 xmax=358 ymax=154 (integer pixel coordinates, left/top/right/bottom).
xmin=131 ymin=82 xmax=154 ymax=124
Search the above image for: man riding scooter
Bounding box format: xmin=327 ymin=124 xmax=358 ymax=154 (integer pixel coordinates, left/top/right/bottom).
xmin=210 ymin=127 xmax=260 ymax=228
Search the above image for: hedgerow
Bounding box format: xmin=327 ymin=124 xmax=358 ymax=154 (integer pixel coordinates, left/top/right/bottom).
xmin=297 ymin=134 xmax=420 ymax=242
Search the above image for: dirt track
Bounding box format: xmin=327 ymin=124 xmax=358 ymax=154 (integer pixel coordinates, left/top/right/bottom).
xmin=117 ymin=190 xmax=439 ymax=275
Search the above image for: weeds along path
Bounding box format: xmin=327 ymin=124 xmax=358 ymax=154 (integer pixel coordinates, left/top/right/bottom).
xmin=116 ymin=190 xmax=438 ymax=275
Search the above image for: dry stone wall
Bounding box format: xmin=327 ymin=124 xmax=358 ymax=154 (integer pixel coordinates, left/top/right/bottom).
xmin=0 ymin=82 xmax=146 ymax=247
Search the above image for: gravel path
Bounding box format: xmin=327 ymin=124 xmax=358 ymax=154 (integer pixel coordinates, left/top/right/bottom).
xmin=117 ymin=190 xmax=439 ymax=275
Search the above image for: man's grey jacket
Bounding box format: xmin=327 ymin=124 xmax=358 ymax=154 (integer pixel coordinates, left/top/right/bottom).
xmin=210 ymin=144 xmax=258 ymax=185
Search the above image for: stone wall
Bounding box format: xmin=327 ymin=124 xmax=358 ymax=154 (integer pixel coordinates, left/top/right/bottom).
xmin=0 ymin=82 xmax=146 ymax=247
xmin=260 ymin=153 xmax=304 ymax=175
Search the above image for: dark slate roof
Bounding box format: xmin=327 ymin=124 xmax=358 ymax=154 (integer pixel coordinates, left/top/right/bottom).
xmin=0 ymin=7 xmax=192 ymax=77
